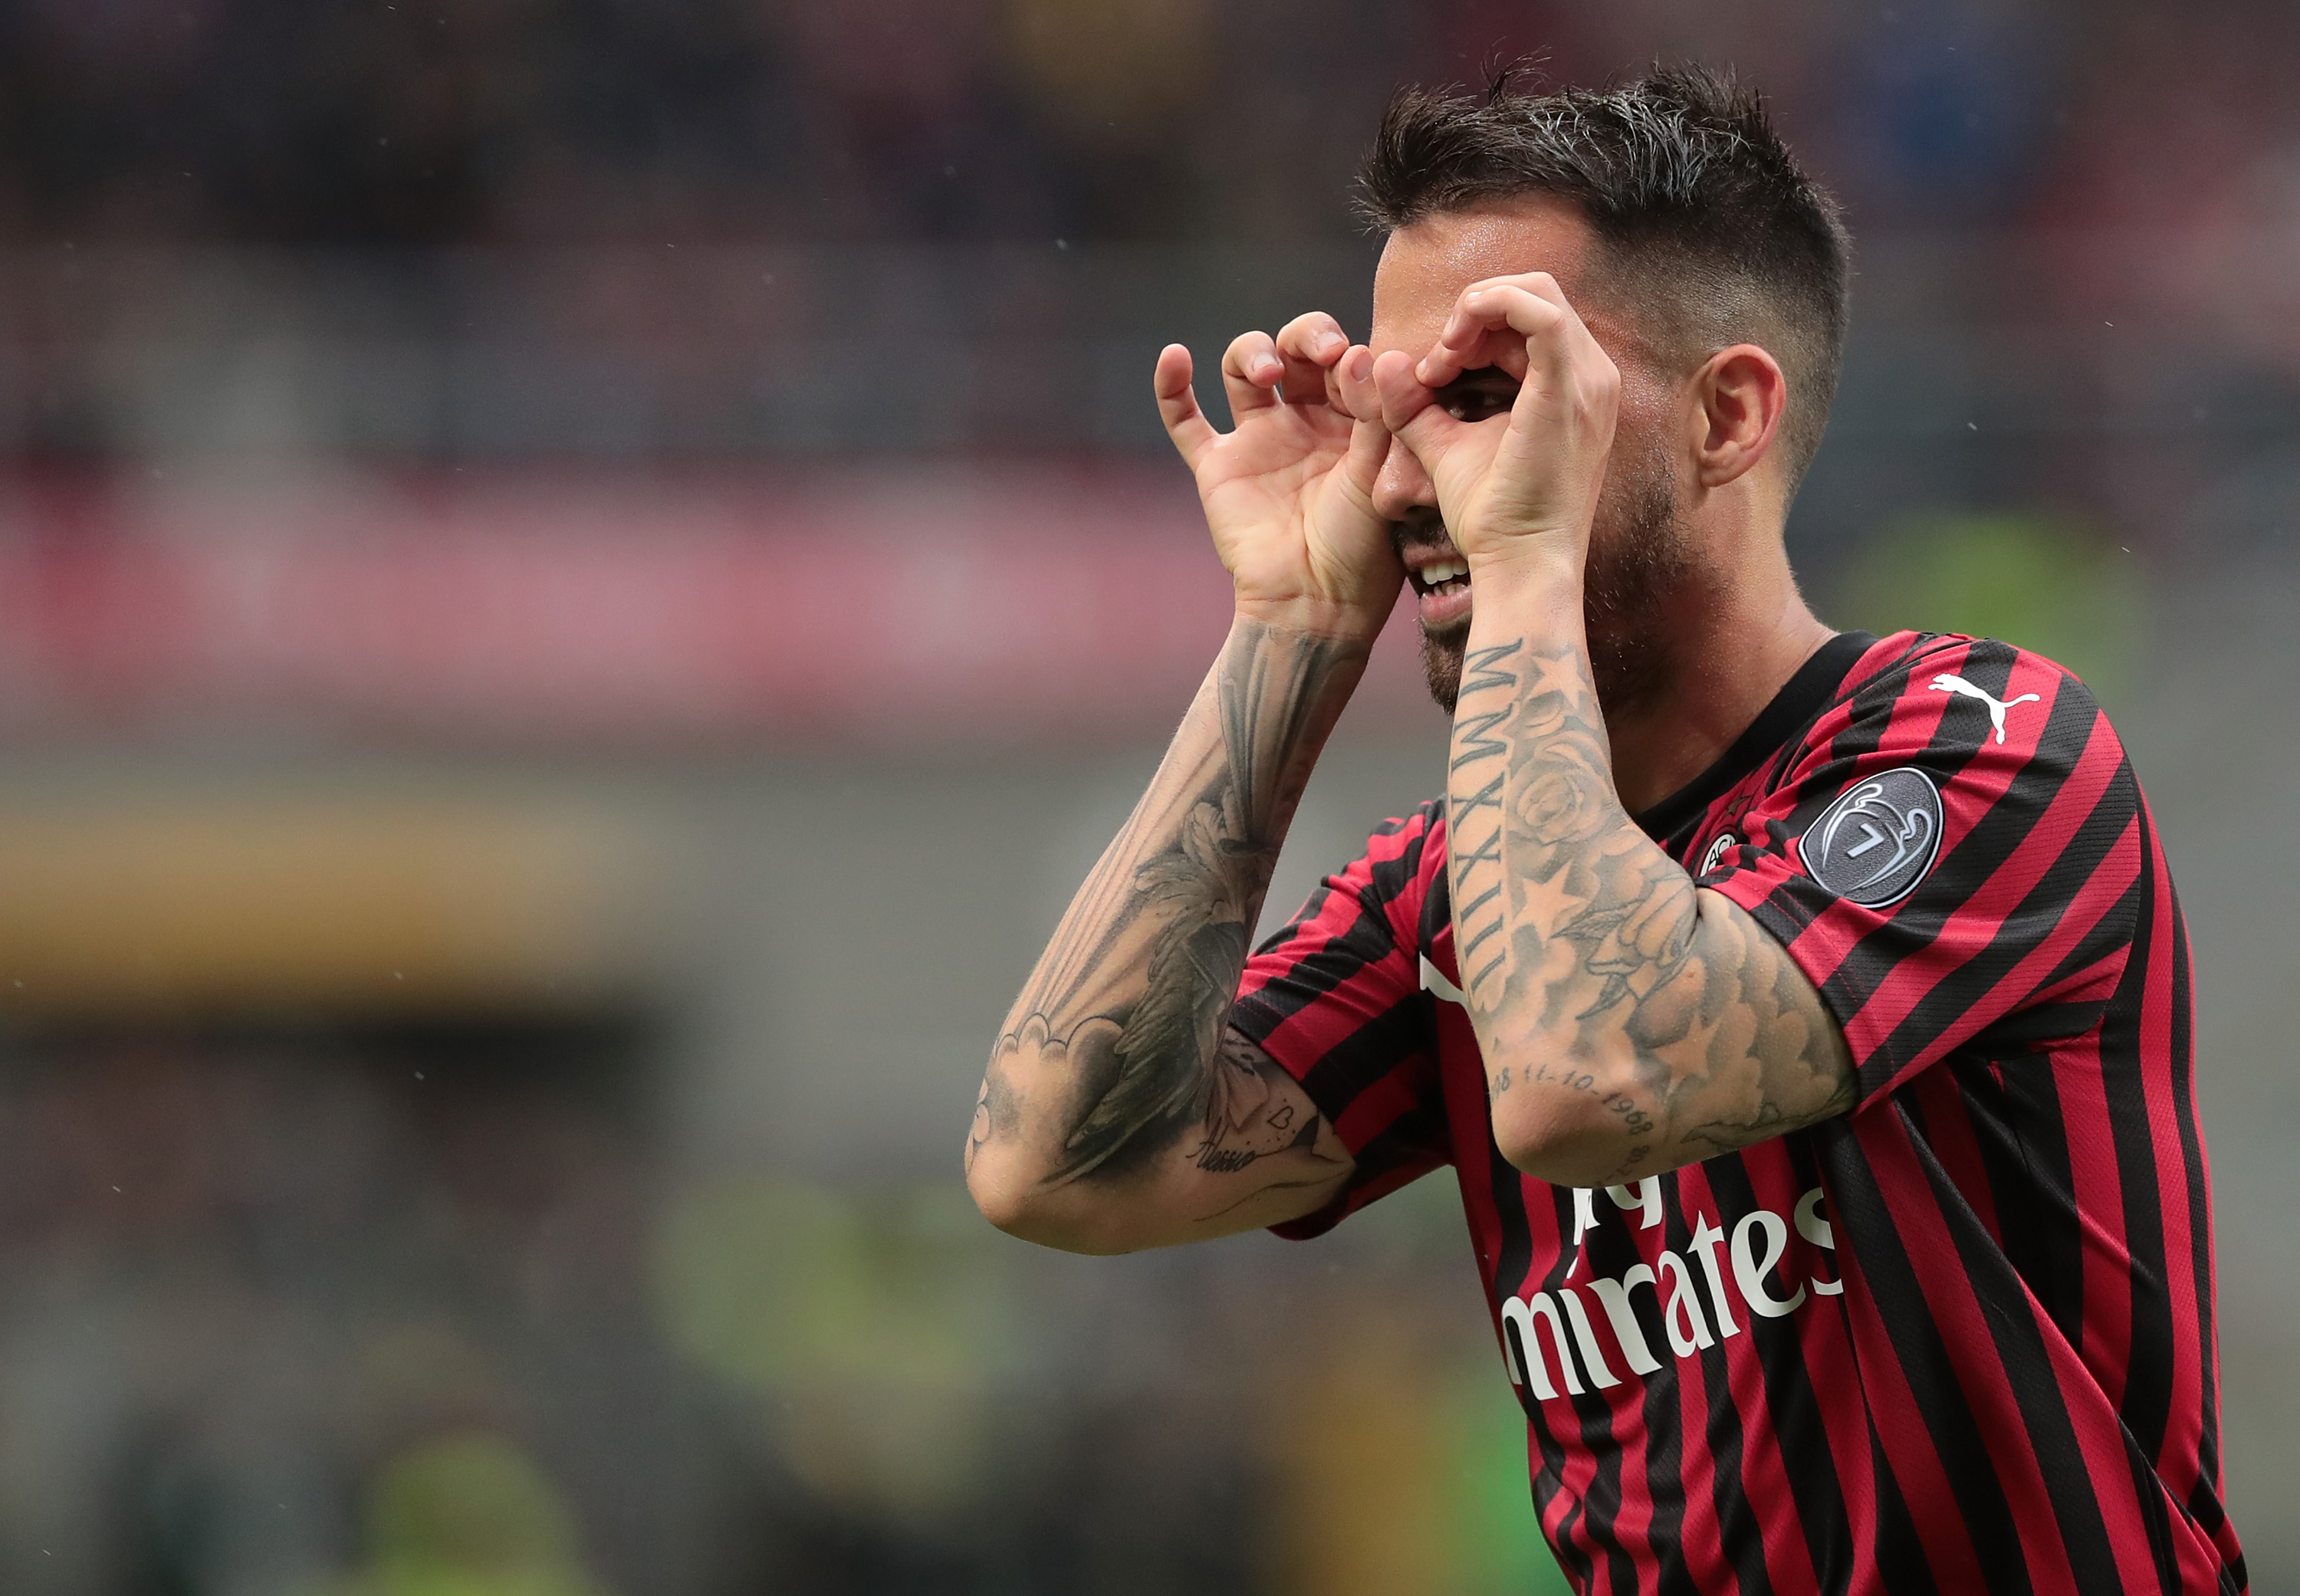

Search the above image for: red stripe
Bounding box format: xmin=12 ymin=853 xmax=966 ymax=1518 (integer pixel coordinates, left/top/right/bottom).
xmin=2052 ymin=1026 xmax=2136 ymax=1411
xmin=1858 ymin=1135 xmax=2083 ymax=1593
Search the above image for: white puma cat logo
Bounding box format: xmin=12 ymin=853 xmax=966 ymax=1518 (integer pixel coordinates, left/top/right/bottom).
xmin=1927 ymin=673 xmax=2041 ymax=744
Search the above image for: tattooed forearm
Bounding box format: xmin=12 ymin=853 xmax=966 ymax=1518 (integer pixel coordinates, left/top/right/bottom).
xmin=965 ymin=1063 xmax=1020 ymax=1175
xmin=1447 ymin=639 xmax=1525 ymax=1004
xmin=1448 ymin=630 xmax=1853 ymax=1179
xmin=1188 ymin=1027 xmax=1340 ymax=1180
xmin=971 ymin=618 xmax=1362 ymax=1216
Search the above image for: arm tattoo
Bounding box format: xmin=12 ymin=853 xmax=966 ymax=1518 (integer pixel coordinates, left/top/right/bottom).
xmin=1191 ymin=1028 xmax=1326 ymax=1174
xmin=1448 ymin=639 xmax=1853 ymax=1174
xmin=982 ymin=619 xmax=1356 ymax=1190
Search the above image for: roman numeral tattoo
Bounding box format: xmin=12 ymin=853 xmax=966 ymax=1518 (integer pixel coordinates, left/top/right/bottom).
xmin=1446 ymin=632 xmax=1853 ymax=1181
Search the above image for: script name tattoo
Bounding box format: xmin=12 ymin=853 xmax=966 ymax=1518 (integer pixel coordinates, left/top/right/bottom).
xmin=1447 ymin=637 xmax=1853 ymax=1174
xmin=981 ymin=620 xmax=1355 ymax=1197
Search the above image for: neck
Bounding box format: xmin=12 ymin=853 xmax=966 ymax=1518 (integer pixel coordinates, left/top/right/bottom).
xmin=1598 ymin=535 xmax=1835 ymax=816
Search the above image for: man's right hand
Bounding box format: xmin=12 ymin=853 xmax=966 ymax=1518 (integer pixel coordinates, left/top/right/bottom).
xmin=1155 ymin=315 xmax=1401 ymax=643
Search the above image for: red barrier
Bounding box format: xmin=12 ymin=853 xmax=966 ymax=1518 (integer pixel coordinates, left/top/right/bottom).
xmin=0 ymin=465 xmax=1434 ymax=747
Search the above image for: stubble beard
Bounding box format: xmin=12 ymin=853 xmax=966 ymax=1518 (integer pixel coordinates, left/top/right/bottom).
xmin=1410 ymin=432 xmax=1692 ymax=716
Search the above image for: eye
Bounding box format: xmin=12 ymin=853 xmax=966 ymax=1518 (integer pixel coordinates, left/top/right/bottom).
xmin=1443 ymin=386 xmax=1515 ymax=422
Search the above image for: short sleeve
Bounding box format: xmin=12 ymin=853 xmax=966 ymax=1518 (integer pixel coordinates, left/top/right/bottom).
xmin=1701 ymin=638 xmax=2143 ymax=1108
xmin=1231 ymin=803 xmax=1452 ymax=1237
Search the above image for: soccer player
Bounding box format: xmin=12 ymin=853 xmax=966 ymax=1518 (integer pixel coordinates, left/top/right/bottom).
xmin=964 ymin=67 xmax=2245 ymax=1595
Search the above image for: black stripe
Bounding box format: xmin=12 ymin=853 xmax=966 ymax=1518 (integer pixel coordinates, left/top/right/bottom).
xmin=2125 ymin=1441 xmax=2183 ymax=1596
xmin=1634 ymin=1178 xmax=1691 ymax=1589
xmin=1289 ymin=998 xmax=1436 ymax=1130
xmin=1962 ymin=1049 xmax=2085 ymax=1350
xmin=2101 ymin=837 xmax=2175 ymax=1466
xmin=1868 ymin=1423 xmax=1943 ymax=1596
xmin=1920 ymin=1128 xmax=2126 ymax=1591
xmin=1981 ymin=872 xmax=2139 ymax=1049
xmin=1823 ymin=1113 xmax=2036 ymax=1595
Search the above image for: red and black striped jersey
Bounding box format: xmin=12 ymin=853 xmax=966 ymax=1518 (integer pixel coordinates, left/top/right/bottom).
xmin=1233 ymin=631 xmax=2243 ymax=1596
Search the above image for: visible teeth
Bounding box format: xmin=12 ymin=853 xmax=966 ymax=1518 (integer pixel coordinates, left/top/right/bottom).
xmin=1420 ymin=559 xmax=1468 ymax=585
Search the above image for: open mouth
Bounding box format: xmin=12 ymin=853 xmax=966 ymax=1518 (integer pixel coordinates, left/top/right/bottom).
xmin=1408 ymin=556 xmax=1470 ymax=601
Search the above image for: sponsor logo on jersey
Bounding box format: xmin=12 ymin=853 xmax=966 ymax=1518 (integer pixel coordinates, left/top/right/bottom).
xmin=1802 ymin=767 xmax=1943 ymax=907
xmin=1500 ymin=1183 xmax=1842 ymax=1402
xmin=1927 ymin=672 xmax=2042 ymax=744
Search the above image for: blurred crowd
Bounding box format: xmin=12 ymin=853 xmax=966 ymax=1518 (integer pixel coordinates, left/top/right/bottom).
xmin=2 ymin=0 xmax=2298 ymax=249
xmin=0 ymin=1022 xmax=1550 ymax=1595
xmin=2 ymin=0 xmax=2297 ymax=469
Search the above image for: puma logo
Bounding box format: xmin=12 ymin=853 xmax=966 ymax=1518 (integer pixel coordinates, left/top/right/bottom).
xmin=1927 ymin=673 xmax=2041 ymax=744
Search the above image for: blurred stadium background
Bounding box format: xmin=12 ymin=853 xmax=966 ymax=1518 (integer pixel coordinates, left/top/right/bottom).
xmin=0 ymin=1 xmax=2292 ymax=1591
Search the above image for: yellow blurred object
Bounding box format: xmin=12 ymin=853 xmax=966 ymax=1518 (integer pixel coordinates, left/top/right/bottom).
xmin=318 ymin=1431 xmax=610 ymax=1596
xmin=1263 ymin=1300 xmax=1572 ymax=1596
xmin=1001 ymin=0 xmax=1211 ymax=146
xmin=652 ymin=1178 xmax=1009 ymax=1530
xmin=1264 ymin=1308 xmax=1452 ymax=1596
xmin=0 ymin=797 xmax=653 ymax=1018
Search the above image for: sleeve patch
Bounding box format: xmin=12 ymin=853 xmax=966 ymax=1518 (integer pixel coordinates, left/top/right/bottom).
xmin=1800 ymin=767 xmax=1945 ymax=908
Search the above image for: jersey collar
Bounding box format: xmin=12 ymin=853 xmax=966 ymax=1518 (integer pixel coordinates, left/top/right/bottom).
xmin=1632 ymin=630 xmax=1877 ymax=844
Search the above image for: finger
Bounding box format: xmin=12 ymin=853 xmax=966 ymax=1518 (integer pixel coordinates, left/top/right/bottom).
xmin=1218 ymin=330 xmax=1285 ymax=425
xmin=1335 ymin=343 xmax=1380 ymax=425
xmin=1455 ymin=280 xmax=1615 ymax=441
xmin=1273 ymin=311 xmax=1349 ymax=405
xmin=1417 ymin=274 xmax=1569 ymax=389
xmin=1154 ymin=343 xmax=1217 ymax=471
xmin=1373 ymin=348 xmax=1446 ymax=440
xmin=1333 ymin=346 xmax=1392 ymax=496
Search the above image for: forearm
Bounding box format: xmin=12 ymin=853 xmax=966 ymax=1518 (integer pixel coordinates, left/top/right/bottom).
xmin=967 ymin=614 xmax=1365 ymax=1243
xmin=1445 ymin=560 xmax=1850 ymax=1185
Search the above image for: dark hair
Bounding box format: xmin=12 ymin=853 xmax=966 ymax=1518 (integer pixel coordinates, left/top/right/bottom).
xmin=1359 ymin=64 xmax=1852 ymax=491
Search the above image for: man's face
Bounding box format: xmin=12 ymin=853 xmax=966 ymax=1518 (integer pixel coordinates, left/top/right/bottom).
xmin=1368 ymin=197 xmax=1695 ymax=714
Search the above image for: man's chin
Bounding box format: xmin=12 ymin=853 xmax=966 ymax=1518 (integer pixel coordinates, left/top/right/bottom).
xmin=1420 ymin=620 xmax=1469 ymax=714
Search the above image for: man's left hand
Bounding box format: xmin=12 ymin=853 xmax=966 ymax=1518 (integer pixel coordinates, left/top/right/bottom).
xmin=1370 ymin=271 xmax=1621 ymax=581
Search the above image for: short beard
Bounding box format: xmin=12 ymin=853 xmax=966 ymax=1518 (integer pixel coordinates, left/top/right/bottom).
xmin=1417 ymin=437 xmax=1691 ymax=714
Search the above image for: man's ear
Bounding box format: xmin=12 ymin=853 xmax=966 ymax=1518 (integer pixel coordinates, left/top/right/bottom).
xmin=1690 ymin=344 xmax=1788 ymax=490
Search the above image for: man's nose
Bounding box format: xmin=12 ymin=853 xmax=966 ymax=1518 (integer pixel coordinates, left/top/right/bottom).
xmin=1370 ymin=436 xmax=1438 ymax=524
